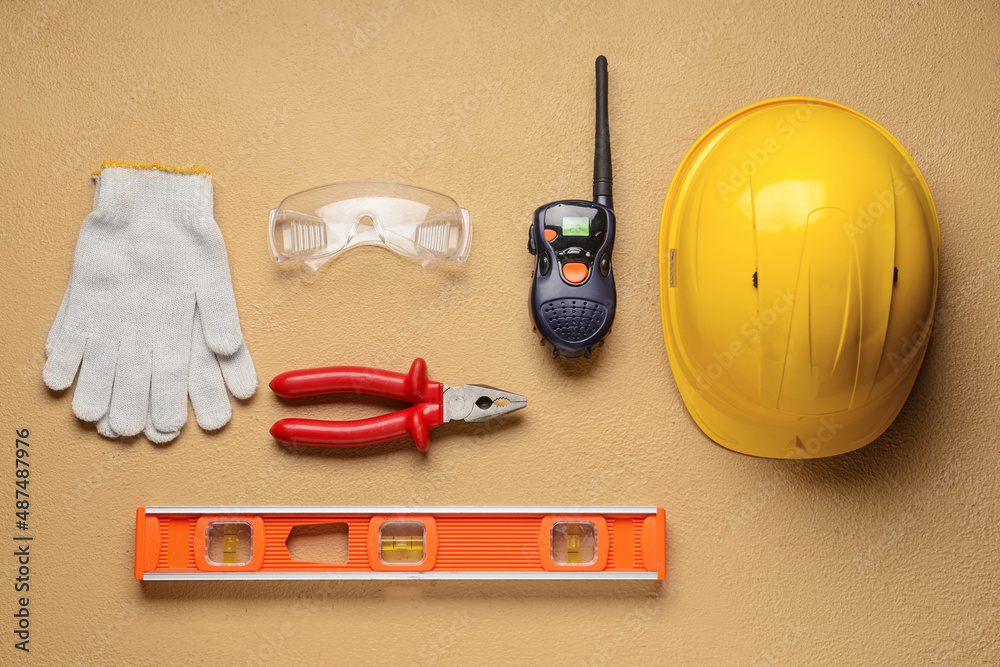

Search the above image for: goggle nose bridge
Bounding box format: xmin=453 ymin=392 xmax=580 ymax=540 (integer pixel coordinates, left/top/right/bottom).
xmin=346 ymin=211 xmax=387 ymax=245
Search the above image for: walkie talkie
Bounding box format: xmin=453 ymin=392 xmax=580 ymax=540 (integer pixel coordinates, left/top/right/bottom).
xmin=529 ymin=56 xmax=616 ymax=358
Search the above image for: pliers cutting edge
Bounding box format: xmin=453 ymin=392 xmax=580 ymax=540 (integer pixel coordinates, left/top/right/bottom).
xmin=269 ymin=358 xmax=527 ymax=451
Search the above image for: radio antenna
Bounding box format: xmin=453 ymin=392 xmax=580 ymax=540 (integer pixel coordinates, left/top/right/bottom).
xmin=593 ymin=55 xmax=613 ymax=208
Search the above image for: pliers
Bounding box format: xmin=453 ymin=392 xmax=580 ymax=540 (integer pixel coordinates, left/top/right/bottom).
xmin=269 ymin=358 xmax=527 ymax=451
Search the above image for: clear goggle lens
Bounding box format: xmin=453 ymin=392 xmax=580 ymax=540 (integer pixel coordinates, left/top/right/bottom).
xmin=268 ymin=181 xmax=471 ymax=269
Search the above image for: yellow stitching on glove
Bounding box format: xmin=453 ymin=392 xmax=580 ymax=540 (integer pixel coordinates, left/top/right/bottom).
xmin=92 ymin=161 xmax=211 ymax=176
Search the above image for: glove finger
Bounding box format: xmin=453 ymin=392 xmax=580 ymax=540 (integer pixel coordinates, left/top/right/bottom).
xmin=196 ymin=278 xmax=243 ymax=357
xmin=97 ymin=399 xmax=181 ymax=444
xmin=96 ymin=411 xmax=117 ymax=439
xmin=46 ymin=287 xmax=71 ymax=356
xmin=189 ymin=317 xmax=231 ymax=431
xmin=144 ymin=397 xmax=181 ymax=444
xmin=72 ymin=337 xmax=118 ymax=422
xmin=142 ymin=288 xmax=194 ymax=432
xmin=145 ymin=422 xmax=181 ymax=444
xmin=150 ymin=334 xmax=192 ymax=434
xmin=218 ymin=343 xmax=257 ymax=400
xmin=187 ymin=210 xmax=244 ymax=356
xmin=108 ymin=344 xmax=151 ymax=437
xmin=47 ymin=210 xmax=103 ymax=356
xmin=42 ymin=327 xmax=87 ymax=391
xmin=150 ymin=359 xmax=190 ymax=433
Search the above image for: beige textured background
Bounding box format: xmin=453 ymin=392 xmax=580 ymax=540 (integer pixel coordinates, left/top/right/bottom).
xmin=1 ymin=0 xmax=998 ymax=664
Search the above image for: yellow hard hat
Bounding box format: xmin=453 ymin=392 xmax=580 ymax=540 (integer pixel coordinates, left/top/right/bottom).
xmin=659 ymin=97 xmax=940 ymax=459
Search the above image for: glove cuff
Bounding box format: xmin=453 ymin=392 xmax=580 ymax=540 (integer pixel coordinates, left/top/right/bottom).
xmin=93 ymin=162 xmax=214 ymax=222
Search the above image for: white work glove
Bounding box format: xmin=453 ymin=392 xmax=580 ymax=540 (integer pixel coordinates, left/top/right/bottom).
xmin=44 ymin=164 xmax=256 ymax=439
xmin=78 ymin=306 xmax=256 ymax=443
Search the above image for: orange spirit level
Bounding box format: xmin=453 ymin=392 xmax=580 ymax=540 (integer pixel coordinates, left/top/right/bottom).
xmin=135 ymin=506 xmax=666 ymax=580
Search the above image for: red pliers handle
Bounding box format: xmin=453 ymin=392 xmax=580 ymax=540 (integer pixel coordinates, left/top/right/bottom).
xmin=269 ymin=358 xmax=444 ymax=451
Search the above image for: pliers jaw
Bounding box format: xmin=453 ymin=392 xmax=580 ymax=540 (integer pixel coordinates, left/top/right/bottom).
xmin=442 ymin=385 xmax=528 ymax=423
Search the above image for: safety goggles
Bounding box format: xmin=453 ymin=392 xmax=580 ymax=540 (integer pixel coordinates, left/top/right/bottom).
xmin=268 ymin=181 xmax=472 ymax=269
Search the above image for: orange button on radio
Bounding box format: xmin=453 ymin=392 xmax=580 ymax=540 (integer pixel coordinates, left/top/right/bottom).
xmin=562 ymin=263 xmax=589 ymax=283
xmin=544 ymin=229 xmax=558 ymax=243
